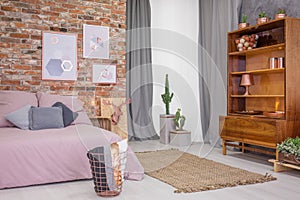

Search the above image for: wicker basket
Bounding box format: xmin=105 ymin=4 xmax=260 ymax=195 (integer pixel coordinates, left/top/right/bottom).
xmin=87 ymin=147 xmax=127 ymax=197
xmin=278 ymin=152 xmax=300 ymax=166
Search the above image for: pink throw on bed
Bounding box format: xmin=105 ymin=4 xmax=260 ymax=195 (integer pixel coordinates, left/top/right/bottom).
xmin=0 ymin=125 xmax=144 ymax=189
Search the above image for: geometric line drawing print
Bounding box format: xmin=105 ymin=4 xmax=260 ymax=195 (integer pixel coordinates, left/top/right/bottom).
xmin=93 ymin=65 xmax=116 ymax=84
xmin=83 ymin=24 xmax=109 ymax=59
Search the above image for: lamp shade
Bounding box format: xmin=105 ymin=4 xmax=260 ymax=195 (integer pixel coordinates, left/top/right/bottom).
xmin=240 ymin=73 xmax=254 ymax=86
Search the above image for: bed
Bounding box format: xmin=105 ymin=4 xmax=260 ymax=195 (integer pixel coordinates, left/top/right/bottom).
xmin=0 ymin=91 xmax=144 ymax=189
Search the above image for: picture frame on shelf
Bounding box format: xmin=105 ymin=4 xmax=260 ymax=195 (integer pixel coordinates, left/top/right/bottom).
xmin=92 ymin=64 xmax=117 ymax=84
xmin=42 ymin=31 xmax=77 ymax=80
xmin=83 ymin=24 xmax=109 ymax=59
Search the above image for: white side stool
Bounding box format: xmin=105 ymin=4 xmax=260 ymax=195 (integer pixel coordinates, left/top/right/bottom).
xmin=170 ymin=130 xmax=191 ymax=146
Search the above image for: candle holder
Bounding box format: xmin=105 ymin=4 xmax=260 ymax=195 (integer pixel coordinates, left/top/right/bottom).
xmin=240 ymin=73 xmax=254 ymax=95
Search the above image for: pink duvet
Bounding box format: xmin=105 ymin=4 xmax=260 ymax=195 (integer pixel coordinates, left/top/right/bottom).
xmin=0 ymin=125 xmax=144 ymax=189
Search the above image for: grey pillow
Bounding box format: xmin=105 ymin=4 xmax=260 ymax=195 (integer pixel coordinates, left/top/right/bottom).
xmin=4 ymin=105 xmax=31 ymax=130
xmin=29 ymin=107 xmax=64 ymax=130
xmin=52 ymin=102 xmax=78 ymax=127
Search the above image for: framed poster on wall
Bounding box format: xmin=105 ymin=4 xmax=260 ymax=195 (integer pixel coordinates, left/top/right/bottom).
xmin=93 ymin=64 xmax=116 ymax=84
xmin=83 ymin=24 xmax=109 ymax=59
xmin=42 ymin=31 xmax=77 ymax=80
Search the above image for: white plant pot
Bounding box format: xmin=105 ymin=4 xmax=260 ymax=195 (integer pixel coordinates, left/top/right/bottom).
xmin=159 ymin=114 xmax=175 ymax=144
xmin=170 ymin=130 xmax=191 ymax=146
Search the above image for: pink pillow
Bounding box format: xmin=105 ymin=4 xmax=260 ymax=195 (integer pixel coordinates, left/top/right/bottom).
xmin=36 ymin=92 xmax=83 ymax=112
xmin=0 ymin=91 xmax=38 ymax=127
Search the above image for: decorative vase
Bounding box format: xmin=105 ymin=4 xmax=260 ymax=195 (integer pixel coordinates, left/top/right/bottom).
xmin=159 ymin=114 xmax=175 ymax=144
xmin=256 ymin=17 xmax=269 ymax=25
xmin=275 ymin=13 xmax=286 ymax=20
xmin=238 ymin=23 xmax=250 ymax=30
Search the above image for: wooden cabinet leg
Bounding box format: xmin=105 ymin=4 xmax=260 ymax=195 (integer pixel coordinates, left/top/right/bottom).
xmin=222 ymin=140 xmax=227 ymax=155
xmin=242 ymin=142 xmax=245 ymax=153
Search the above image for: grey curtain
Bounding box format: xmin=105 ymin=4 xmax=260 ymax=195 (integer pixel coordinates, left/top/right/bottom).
xmin=198 ymin=0 xmax=242 ymax=144
xmin=126 ymin=0 xmax=159 ymax=141
xmin=240 ymin=0 xmax=300 ymax=23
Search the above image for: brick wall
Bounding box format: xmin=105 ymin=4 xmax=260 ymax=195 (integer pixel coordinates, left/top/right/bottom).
xmin=0 ymin=0 xmax=126 ymax=116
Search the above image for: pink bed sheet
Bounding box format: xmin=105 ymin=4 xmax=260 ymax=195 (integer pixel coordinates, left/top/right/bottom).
xmin=0 ymin=125 xmax=144 ymax=189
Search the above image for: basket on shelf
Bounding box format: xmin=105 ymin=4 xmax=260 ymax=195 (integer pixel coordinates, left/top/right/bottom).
xmin=87 ymin=146 xmax=127 ymax=197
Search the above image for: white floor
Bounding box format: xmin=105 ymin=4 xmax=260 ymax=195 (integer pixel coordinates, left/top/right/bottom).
xmin=1 ymin=140 xmax=300 ymax=200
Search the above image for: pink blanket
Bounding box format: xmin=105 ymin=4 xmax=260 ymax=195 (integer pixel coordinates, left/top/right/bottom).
xmin=0 ymin=125 xmax=144 ymax=189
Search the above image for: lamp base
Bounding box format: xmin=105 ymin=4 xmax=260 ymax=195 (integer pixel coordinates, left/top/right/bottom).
xmin=243 ymin=86 xmax=251 ymax=95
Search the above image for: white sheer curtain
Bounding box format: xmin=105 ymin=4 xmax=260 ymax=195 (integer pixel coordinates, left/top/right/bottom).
xmin=198 ymin=0 xmax=242 ymax=145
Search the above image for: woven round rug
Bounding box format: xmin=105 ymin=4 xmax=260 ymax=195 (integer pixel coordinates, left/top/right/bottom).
xmin=136 ymin=149 xmax=276 ymax=193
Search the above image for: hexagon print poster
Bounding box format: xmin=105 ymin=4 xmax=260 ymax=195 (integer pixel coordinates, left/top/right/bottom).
xmin=42 ymin=31 xmax=77 ymax=80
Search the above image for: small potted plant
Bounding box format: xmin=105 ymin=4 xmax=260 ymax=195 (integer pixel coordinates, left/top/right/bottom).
xmin=238 ymin=14 xmax=249 ymax=29
xmin=277 ymin=137 xmax=300 ymax=165
xmin=275 ymin=8 xmax=286 ymax=20
xmin=170 ymin=108 xmax=191 ymax=146
xmin=257 ymin=11 xmax=270 ymax=25
xmin=173 ymin=108 xmax=186 ymax=131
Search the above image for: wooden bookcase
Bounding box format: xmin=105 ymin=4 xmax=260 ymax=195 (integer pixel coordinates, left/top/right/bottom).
xmin=220 ymin=18 xmax=300 ymax=156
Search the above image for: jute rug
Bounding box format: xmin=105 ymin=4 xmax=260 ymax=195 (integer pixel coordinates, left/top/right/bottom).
xmin=136 ymin=149 xmax=276 ymax=193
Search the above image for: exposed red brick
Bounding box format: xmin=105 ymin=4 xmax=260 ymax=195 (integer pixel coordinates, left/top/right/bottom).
xmin=31 ymin=35 xmax=42 ymax=40
xmin=11 ymin=43 xmax=31 ymax=48
xmin=62 ymin=4 xmax=76 ymax=9
xmin=117 ymin=2 xmax=125 ymax=6
xmin=112 ymin=10 xmax=126 ymax=15
xmin=13 ymin=65 xmax=31 ymax=70
xmin=51 ymin=7 xmax=68 ymax=13
xmin=69 ymin=9 xmax=84 ymax=14
xmin=0 ymin=42 xmax=10 ymax=48
xmin=0 ymin=0 xmax=126 ymax=116
xmin=85 ymin=21 xmax=102 ymax=26
xmin=25 ymin=24 xmax=44 ymax=31
xmin=1 ymin=80 xmax=20 ymax=85
xmin=0 ymin=86 xmax=11 ymax=90
xmin=10 ymin=33 xmax=29 ymax=38
xmin=14 ymin=22 xmax=27 ymax=28
xmin=24 ymin=81 xmax=41 ymax=85
xmin=1 ymin=6 xmax=20 ymax=12
xmin=77 ymin=6 xmax=89 ymax=10
xmin=100 ymin=18 xmax=111 ymax=23
xmin=32 ymin=66 xmax=41 ymax=70
xmin=31 ymin=76 xmax=41 ymax=80
xmin=0 ymin=54 xmax=8 ymax=58
xmin=15 ymin=85 xmax=31 ymax=91
xmin=22 ymin=71 xmax=41 ymax=75
xmin=22 ymin=8 xmax=41 ymax=14
xmin=22 ymin=0 xmax=40 ymax=3
xmin=3 ymin=70 xmax=18 ymax=75
xmin=42 ymin=11 xmax=60 ymax=16
xmin=44 ymin=1 xmax=57 ymax=6
xmin=103 ymin=5 xmax=113 ymax=9
xmin=50 ymin=86 xmax=70 ymax=90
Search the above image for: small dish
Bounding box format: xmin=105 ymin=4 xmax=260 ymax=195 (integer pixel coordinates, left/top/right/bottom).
xmin=263 ymin=111 xmax=284 ymax=118
xmin=235 ymin=110 xmax=263 ymax=115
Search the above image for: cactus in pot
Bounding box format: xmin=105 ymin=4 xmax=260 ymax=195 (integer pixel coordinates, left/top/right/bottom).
xmin=174 ymin=108 xmax=186 ymax=131
xmin=161 ymin=74 xmax=173 ymax=115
